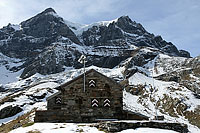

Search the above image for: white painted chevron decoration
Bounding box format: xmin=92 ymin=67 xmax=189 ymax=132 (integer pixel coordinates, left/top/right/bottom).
xmin=89 ymin=80 xmax=95 ymax=84
xmin=89 ymin=80 xmax=96 ymax=87
xmin=92 ymin=99 xmax=98 ymax=103
xmin=89 ymin=83 xmax=95 ymax=87
xmin=91 ymin=98 xmax=98 ymax=107
xmin=92 ymin=103 xmax=98 ymax=107
xmin=55 ymin=97 xmax=61 ymax=104
xmin=104 ymin=99 xmax=110 ymax=103
xmin=104 ymin=103 xmax=110 ymax=107
xmin=104 ymin=98 xmax=110 ymax=107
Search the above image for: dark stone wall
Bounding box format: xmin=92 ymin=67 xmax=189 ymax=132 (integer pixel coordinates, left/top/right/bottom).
xmin=94 ymin=121 xmax=189 ymax=133
xmin=35 ymin=110 xmax=67 ymax=122
xmin=59 ymin=70 xmax=123 ymax=122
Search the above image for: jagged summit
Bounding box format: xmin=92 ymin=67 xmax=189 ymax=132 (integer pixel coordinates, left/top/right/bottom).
xmin=18 ymin=7 xmax=80 ymax=44
xmin=33 ymin=7 xmax=57 ymax=17
xmin=118 ymin=15 xmax=132 ymax=22
xmin=20 ymin=7 xmax=60 ymax=28
xmin=41 ymin=7 xmax=56 ymax=14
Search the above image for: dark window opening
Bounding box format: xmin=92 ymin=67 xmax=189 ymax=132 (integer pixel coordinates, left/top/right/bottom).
xmin=69 ymin=87 xmax=74 ymax=93
xmin=104 ymin=83 xmax=110 ymax=90
xmin=76 ymin=98 xmax=83 ymax=104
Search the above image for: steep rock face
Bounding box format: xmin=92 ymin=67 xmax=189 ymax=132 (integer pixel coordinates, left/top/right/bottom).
xmin=20 ymin=41 xmax=81 ymax=78
xmin=100 ymin=23 xmax=124 ymax=44
xmin=179 ymin=50 xmax=191 ymax=58
xmin=0 ymin=8 xmax=79 ymax=59
xmin=82 ymin=25 xmax=106 ymax=46
xmin=20 ymin=38 xmax=131 ymax=78
xmin=20 ymin=8 xmax=80 ymax=44
xmin=81 ymin=16 xmax=190 ymax=57
xmin=116 ymin=16 xmax=146 ymax=35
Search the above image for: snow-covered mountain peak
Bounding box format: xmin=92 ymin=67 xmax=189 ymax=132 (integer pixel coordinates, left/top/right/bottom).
xmin=20 ymin=8 xmax=62 ymax=28
xmin=65 ymin=17 xmax=119 ymax=36
xmin=66 ymin=15 xmax=142 ymax=36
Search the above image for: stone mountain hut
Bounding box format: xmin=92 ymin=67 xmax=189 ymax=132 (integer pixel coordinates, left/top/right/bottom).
xmin=34 ymin=69 xmax=148 ymax=122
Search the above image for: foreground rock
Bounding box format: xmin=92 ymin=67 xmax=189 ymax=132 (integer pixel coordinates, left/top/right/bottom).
xmin=0 ymin=105 xmax=23 ymax=119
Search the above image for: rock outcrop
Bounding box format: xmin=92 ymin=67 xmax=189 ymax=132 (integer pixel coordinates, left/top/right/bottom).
xmin=0 ymin=105 xmax=23 ymax=119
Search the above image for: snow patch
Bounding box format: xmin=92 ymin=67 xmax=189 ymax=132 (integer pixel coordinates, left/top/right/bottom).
xmin=66 ymin=18 xmax=118 ymax=36
xmin=10 ymin=24 xmax=21 ymax=31
xmin=120 ymin=128 xmax=178 ymax=133
xmin=10 ymin=123 xmax=104 ymax=133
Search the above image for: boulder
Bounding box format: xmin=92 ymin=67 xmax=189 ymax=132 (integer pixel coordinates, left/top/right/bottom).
xmin=0 ymin=105 xmax=23 ymax=119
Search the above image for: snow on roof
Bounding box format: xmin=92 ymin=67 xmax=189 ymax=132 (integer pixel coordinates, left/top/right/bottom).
xmin=56 ymin=68 xmax=122 ymax=90
xmin=10 ymin=24 xmax=21 ymax=31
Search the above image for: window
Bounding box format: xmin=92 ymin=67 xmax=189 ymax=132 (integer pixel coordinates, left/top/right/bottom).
xmin=104 ymin=83 xmax=110 ymax=90
xmin=69 ymin=87 xmax=74 ymax=93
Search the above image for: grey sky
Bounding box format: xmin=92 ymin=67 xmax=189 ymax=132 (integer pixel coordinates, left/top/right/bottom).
xmin=0 ymin=0 xmax=199 ymax=57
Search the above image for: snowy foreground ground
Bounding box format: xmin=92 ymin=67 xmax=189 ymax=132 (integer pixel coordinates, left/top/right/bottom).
xmin=10 ymin=123 xmax=178 ymax=133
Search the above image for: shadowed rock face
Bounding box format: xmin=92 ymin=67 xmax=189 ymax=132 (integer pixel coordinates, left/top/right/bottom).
xmin=116 ymin=16 xmax=146 ymax=35
xmin=81 ymin=16 xmax=190 ymax=57
xmin=0 ymin=105 xmax=23 ymax=119
xmin=0 ymin=8 xmax=80 ymax=59
xmin=179 ymin=50 xmax=190 ymax=58
xmin=0 ymin=8 xmax=191 ymax=78
xmin=20 ymin=8 xmax=80 ymax=44
xmin=0 ymin=86 xmax=6 ymax=92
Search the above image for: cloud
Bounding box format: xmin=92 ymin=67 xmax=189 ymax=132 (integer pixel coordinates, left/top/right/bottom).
xmin=0 ymin=0 xmax=199 ymax=56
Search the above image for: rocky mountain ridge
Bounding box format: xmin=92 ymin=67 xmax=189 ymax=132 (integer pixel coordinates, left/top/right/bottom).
xmin=0 ymin=8 xmax=191 ymax=79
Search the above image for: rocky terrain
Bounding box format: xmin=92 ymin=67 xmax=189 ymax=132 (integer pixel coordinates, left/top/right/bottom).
xmin=0 ymin=8 xmax=199 ymax=132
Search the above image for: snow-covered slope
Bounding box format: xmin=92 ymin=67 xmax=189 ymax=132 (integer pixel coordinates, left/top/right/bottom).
xmin=0 ymin=53 xmax=24 ymax=84
xmin=65 ymin=18 xmax=118 ymax=36
xmin=0 ymin=64 xmax=200 ymax=132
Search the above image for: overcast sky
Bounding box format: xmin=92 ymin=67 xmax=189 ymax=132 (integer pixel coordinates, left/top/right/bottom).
xmin=0 ymin=0 xmax=199 ymax=57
